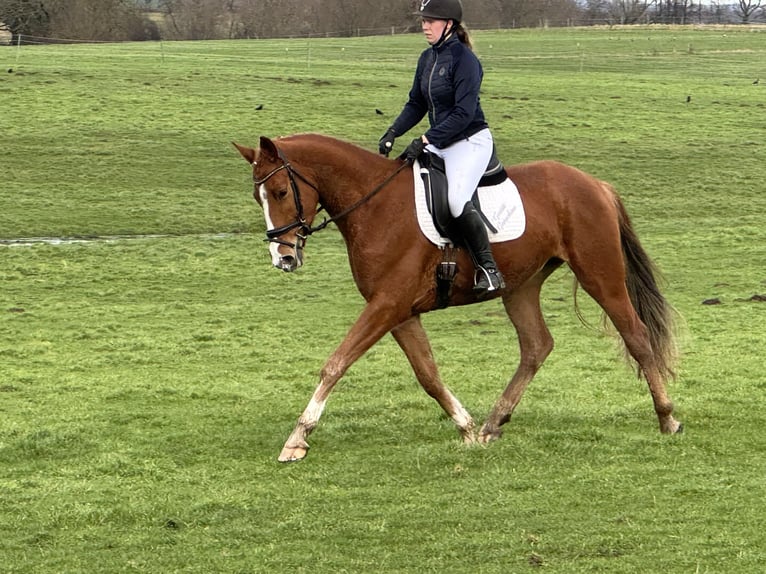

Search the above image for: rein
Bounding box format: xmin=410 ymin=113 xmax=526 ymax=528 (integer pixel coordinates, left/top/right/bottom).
xmin=254 ymin=148 xmax=409 ymax=248
xmin=309 ymin=161 xmax=409 ymax=233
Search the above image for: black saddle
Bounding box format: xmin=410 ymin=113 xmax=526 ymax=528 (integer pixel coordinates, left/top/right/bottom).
xmin=419 ymin=146 xmax=508 ymax=242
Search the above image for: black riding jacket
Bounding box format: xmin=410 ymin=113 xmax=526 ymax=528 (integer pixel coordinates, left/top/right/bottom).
xmin=390 ymin=34 xmax=489 ymax=149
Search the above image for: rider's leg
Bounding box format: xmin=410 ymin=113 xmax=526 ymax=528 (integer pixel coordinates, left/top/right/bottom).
xmin=453 ymin=201 xmax=505 ymax=296
xmin=426 ymin=129 xmax=504 ymax=295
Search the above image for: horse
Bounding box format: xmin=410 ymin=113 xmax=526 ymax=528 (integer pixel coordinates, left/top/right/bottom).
xmin=233 ymin=133 xmax=682 ymax=462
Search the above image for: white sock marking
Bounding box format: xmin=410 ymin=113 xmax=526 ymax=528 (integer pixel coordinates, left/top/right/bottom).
xmin=300 ymin=393 xmax=327 ymax=428
xmin=448 ymin=395 xmax=472 ymax=429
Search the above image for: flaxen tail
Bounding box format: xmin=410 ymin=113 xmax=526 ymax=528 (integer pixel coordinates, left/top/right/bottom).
xmin=615 ymin=195 xmax=678 ymax=380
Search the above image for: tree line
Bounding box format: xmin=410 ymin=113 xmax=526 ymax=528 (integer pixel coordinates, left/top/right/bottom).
xmin=1 ymin=0 xmax=764 ymax=44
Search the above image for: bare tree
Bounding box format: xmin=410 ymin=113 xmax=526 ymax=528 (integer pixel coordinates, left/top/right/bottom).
xmin=493 ymin=0 xmax=580 ymax=28
xmin=581 ymin=0 xmax=611 ymax=25
xmin=655 ymin=0 xmax=699 ymax=24
xmin=0 ymin=0 xmax=50 ymax=43
xmin=230 ymin=0 xmax=412 ymax=39
xmin=231 ymin=0 xmax=314 ymax=39
xmin=708 ymin=1 xmax=730 ymax=23
xmin=158 ymin=0 xmax=223 ymax=40
xmin=315 ymin=0 xmax=414 ymax=37
xmin=734 ymin=0 xmax=763 ymax=22
xmin=46 ymin=0 xmax=154 ymax=41
xmin=0 ymin=0 xmax=158 ymax=42
xmin=6 ymin=0 xmax=760 ymax=43
xmin=461 ymin=0 xmax=503 ymax=27
xmin=608 ymin=0 xmax=655 ymax=24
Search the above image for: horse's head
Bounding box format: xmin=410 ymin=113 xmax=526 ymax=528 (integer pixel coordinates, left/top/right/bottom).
xmin=233 ymin=137 xmax=320 ymax=272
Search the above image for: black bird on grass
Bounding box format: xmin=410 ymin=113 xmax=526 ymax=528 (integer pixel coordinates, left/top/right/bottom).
xmin=375 ymin=108 xmax=384 ymax=115
xmin=753 ymin=79 xmax=760 ymax=85
xmin=686 ymin=95 xmax=691 ymax=103
xmin=255 ymin=104 xmax=264 ymax=110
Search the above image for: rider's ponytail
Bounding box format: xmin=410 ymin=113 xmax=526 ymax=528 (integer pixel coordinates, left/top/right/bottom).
xmin=454 ymin=23 xmax=473 ymax=51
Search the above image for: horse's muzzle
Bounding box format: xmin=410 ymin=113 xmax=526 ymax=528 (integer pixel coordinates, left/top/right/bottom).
xmin=267 ymin=230 xmax=306 ymax=272
xmin=275 ymin=254 xmax=301 ymax=272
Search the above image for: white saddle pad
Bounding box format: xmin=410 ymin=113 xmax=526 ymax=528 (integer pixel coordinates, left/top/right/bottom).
xmin=413 ymin=159 xmax=526 ymax=247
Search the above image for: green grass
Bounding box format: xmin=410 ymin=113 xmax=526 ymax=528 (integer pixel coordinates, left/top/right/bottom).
xmin=2 ymin=27 xmax=766 ymax=573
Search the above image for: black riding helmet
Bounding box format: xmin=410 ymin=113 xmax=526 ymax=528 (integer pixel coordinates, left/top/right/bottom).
xmin=417 ymin=0 xmax=463 ymax=23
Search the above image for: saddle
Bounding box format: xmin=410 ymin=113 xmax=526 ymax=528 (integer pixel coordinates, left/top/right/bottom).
xmin=418 ymin=146 xmax=508 ymax=244
xmin=416 ymin=147 xmax=524 ymax=309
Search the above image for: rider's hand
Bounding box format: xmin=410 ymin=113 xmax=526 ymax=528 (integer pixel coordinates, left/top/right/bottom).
xmin=378 ymin=129 xmax=396 ymax=156
xmin=403 ymin=137 xmax=425 ymax=163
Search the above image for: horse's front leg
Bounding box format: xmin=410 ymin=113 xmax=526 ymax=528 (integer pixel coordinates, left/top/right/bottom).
xmin=391 ymin=316 xmax=475 ymax=443
xmin=278 ymin=300 xmax=407 ymax=462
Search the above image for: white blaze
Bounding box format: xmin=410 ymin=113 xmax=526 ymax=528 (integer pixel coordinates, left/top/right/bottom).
xmin=259 ymin=183 xmax=282 ymax=267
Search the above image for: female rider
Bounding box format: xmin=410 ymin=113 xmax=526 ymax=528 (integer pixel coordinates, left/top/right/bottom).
xmin=378 ymin=0 xmax=504 ymax=296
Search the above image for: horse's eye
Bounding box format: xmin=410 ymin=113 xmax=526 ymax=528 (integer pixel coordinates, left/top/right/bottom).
xmin=275 ymin=189 xmax=288 ymax=201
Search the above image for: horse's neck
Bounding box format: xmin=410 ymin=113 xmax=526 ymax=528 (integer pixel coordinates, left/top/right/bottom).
xmin=298 ymin=140 xmax=388 ymax=214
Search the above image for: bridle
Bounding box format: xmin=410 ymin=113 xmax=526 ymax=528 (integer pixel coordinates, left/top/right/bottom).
xmin=253 ymin=148 xmax=318 ymax=251
xmin=252 ymin=147 xmax=410 ymax=252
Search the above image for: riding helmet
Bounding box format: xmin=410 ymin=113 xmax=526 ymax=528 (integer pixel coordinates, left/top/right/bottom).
xmin=417 ymin=0 xmax=463 ymax=23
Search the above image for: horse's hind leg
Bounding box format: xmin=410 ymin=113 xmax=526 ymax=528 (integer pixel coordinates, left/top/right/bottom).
xmin=593 ymin=291 xmax=680 ymax=433
xmin=391 ymin=316 xmax=476 ymax=443
xmin=571 ymin=260 xmax=682 ymax=434
xmin=479 ymin=273 xmax=554 ymax=443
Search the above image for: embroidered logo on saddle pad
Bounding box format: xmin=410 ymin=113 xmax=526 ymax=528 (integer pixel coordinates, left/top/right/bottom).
xmin=413 ymin=159 xmax=526 ymax=247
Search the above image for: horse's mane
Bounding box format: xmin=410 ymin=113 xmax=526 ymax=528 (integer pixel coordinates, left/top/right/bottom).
xmin=277 ymin=133 xmax=394 ymax=165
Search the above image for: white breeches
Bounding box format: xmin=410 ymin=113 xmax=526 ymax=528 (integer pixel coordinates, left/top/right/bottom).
xmin=425 ymin=128 xmax=494 ymax=217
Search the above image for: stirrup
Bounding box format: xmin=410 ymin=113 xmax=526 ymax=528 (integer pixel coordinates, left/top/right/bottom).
xmin=473 ymin=266 xmax=505 ymax=295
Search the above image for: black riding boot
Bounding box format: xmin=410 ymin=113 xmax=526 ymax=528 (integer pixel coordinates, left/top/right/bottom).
xmin=454 ymin=202 xmax=505 ymax=297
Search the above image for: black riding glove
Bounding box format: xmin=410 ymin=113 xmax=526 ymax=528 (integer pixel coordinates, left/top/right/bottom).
xmin=378 ymin=129 xmax=396 ymax=156
xmin=402 ymin=137 xmax=426 ymax=163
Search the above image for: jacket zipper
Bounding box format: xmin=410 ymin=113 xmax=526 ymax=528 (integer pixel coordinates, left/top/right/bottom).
xmin=427 ymin=48 xmax=439 ymax=125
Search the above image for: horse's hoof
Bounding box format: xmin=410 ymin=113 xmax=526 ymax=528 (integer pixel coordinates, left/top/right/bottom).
xmin=660 ymin=417 xmax=683 ymax=434
xmin=462 ymin=433 xmax=477 ymax=445
xmin=278 ymin=445 xmax=309 ymax=463
xmin=477 ymin=424 xmax=503 ymax=444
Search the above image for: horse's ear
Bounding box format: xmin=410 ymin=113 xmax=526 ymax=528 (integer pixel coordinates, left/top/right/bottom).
xmin=258 ymin=136 xmax=280 ymax=163
xmin=232 ymin=142 xmax=256 ymax=164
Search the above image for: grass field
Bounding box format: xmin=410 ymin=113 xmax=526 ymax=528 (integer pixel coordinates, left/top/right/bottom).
xmin=2 ymin=26 xmax=766 ymax=573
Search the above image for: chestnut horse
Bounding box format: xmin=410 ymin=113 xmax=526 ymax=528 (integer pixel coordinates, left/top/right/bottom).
xmin=234 ymin=134 xmax=681 ymax=462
